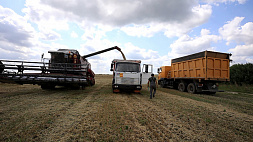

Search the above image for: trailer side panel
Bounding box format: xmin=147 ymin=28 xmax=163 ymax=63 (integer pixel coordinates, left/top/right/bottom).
xmin=171 ymin=51 xmax=230 ymax=81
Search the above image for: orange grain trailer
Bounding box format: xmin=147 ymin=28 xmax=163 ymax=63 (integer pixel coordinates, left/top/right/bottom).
xmin=157 ymin=51 xmax=231 ymax=94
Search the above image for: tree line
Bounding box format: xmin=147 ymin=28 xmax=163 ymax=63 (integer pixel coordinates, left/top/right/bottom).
xmin=230 ymin=63 xmax=253 ymax=85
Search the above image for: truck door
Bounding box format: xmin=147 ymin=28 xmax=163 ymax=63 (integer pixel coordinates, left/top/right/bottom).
xmin=142 ymin=64 xmax=153 ymax=84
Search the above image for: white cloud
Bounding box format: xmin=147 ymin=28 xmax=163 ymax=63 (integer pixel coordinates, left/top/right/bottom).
xmin=0 ymin=5 xmax=35 ymax=47
xmin=0 ymin=5 xmax=39 ymax=60
xmin=121 ymin=23 xmax=164 ymax=38
xmin=71 ymin=31 xmax=78 ymax=38
xmin=81 ymin=25 xmax=108 ymax=41
xmin=169 ymin=29 xmax=221 ymax=58
xmin=22 ymin=0 xmax=70 ymax=42
xmin=246 ymin=58 xmax=253 ymax=63
xmin=122 ymin=4 xmax=212 ymax=38
xmin=219 ymin=17 xmax=253 ymax=45
xmin=23 ymin=0 xmax=70 ymax=31
xmin=229 ymin=44 xmax=253 ymax=56
xmin=219 ymin=17 xmax=253 ymax=64
xmin=40 ymin=0 xmax=199 ymax=26
xmin=123 ymin=43 xmax=160 ymax=60
xmin=39 ymin=30 xmax=61 ymax=41
xmin=0 ymin=5 xmax=68 ymax=61
xmin=201 ymin=0 xmax=247 ymax=4
xmin=22 ymin=0 xmax=212 ymax=39
xmin=228 ymin=44 xmax=253 ymax=64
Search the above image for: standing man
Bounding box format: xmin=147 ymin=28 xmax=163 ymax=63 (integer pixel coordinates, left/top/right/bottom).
xmin=147 ymin=73 xmax=158 ymax=99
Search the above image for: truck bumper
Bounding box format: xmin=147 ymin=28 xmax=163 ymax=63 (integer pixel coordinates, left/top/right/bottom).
xmin=112 ymin=84 xmax=142 ymax=92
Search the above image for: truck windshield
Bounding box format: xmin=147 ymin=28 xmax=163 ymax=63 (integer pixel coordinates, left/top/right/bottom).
xmin=116 ymin=63 xmax=140 ymax=72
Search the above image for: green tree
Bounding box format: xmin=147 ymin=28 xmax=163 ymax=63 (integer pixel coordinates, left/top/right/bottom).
xmin=244 ymin=63 xmax=253 ymax=84
xmin=230 ymin=63 xmax=253 ymax=85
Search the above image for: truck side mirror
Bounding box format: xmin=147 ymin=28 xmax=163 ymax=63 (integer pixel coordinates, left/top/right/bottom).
xmin=157 ymin=68 xmax=161 ymax=73
xmin=110 ymin=63 xmax=113 ymax=71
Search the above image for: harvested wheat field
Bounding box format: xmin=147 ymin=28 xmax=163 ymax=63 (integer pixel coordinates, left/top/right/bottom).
xmin=0 ymin=74 xmax=252 ymax=141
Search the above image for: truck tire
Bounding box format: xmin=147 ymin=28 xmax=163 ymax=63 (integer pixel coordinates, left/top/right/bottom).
xmin=187 ymin=83 xmax=196 ymax=94
xmin=178 ymin=83 xmax=186 ymax=92
xmin=160 ymin=80 xmax=165 ymax=88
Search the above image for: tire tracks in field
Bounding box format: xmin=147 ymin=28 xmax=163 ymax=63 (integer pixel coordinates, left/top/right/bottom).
xmin=40 ymin=84 xmax=106 ymax=142
xmin=114 ymin=93 xmax=199 ymax=141
xmin=158 ymin=90 xmax=253 ymax=122
xmin=120 ymin=93 xmax=209 ymax=141
xmin=157 ymin=90 xmax=253 ymax=126
xmin=154 ymin=90 xmax=253 ymax=141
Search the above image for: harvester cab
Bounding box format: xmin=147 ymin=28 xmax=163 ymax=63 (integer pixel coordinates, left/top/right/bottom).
xmin=48 ymin=49 xmax=90 ymax=75
xmin=49 ymin=49 xmax=81 ymax=65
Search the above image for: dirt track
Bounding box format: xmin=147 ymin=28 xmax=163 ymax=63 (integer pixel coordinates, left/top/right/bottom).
xmin=0 ymin=75 xmax=252 ymax=141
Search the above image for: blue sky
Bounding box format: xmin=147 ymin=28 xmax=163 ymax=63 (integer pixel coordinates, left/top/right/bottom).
xmin=0 ymin=0 xmax=252 ymax=74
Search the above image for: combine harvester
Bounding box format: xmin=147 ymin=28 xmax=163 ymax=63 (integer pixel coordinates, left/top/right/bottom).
xmin=157 ymin=50 xmax=231 ymax=94
xmin=0 ymin=46 xmax=125 ymax=89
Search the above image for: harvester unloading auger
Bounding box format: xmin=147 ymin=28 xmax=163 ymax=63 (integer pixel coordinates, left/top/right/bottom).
xmin=0 ymin=46 xmax=125 ymax=89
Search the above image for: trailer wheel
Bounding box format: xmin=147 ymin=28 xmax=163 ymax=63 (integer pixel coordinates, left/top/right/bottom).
xmin=160 ymin=81 xmax=165 ymax=88
xmin=187 ymin=83 xmax=196 ymax=94
xmin=178 ymin=83 xmax=186 ymax=92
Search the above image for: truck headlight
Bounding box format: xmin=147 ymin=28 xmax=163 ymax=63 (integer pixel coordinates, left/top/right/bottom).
xmin=114 ymin=85 xmax=119 ymax=88
xmin=136 ymin=86 xmax=141 ymax=89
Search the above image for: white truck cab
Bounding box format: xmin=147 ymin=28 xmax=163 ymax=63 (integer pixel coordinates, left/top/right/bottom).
xmin=110 ymin=59 xmax=153 ymax=93
xmin=111 ymin=59 xmax=142 ymax=93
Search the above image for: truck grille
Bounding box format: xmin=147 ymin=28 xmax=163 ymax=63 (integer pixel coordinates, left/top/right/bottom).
xmin=116 ymin=77 xmax=139 ymax=85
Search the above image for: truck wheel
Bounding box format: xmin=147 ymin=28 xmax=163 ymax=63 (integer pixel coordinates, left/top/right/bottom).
xmin=178 ymin=83 xmax=186 ymax=92
xmin=187 ymin=83 xmax=196 ymax=94
xmin=160 ymin=81 xmax=165 ymax=88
